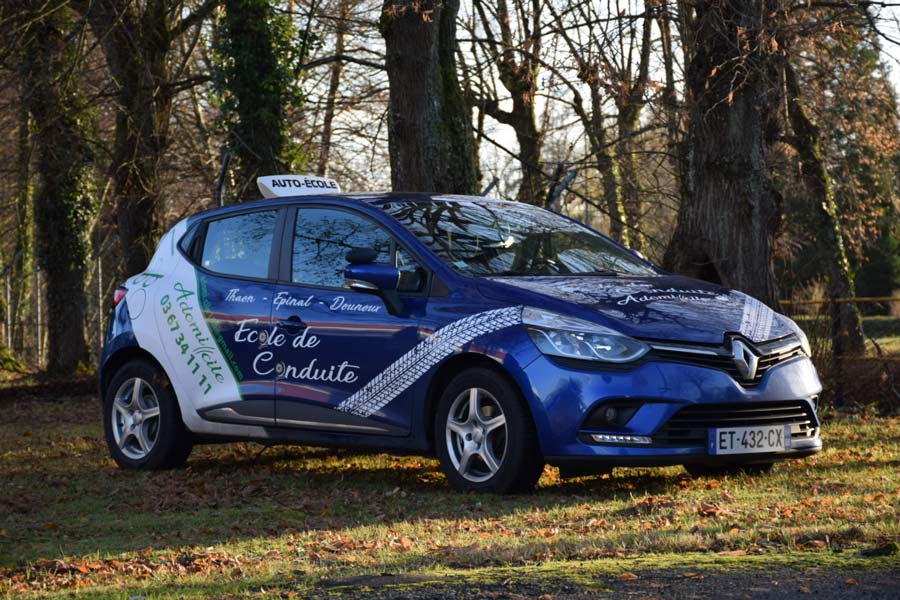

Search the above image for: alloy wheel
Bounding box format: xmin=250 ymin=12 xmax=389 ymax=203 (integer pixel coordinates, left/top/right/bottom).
xmin=111 ymin=377 xmax=161 ymax=460
xmin=445 ymin=387 xmax=508 ymax=482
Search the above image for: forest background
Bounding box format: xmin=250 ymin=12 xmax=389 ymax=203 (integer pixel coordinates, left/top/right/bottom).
xmin=0 ymin=0 xmax=899 ymax=410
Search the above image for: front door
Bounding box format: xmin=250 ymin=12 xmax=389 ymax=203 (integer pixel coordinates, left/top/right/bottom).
xmin=271 ymin=206 xmax=429 ymax=435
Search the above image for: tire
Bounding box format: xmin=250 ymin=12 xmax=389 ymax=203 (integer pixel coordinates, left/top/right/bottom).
xmin=435 ymin=367 xmax=544 ymax=493
xmin=103 ymin=359 xmax=192 ymax=470
xmin=683 ymin=462 xmax=774 ymax=477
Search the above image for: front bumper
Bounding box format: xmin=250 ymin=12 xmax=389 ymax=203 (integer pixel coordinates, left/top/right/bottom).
xmin=522 ymin=353 xmax=823 ymax=467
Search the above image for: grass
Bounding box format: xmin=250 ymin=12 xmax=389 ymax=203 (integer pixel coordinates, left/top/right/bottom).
xmin=861 ymin=316 xmax=900 ymax=355
xmin=1 ymin=394 xmax=899 ymax=597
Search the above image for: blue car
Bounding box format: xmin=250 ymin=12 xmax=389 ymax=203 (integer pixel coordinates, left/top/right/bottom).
xmin=100 ymin=175 xmax=822 ymax=493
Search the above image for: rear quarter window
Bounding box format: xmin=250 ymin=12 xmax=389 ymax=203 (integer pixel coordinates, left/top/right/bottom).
xmin=200 ymin=210 xmax=278 ymax=279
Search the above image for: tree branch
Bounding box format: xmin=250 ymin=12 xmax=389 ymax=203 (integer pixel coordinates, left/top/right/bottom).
xmin=300 ymin=53 xmax=385 ymax=71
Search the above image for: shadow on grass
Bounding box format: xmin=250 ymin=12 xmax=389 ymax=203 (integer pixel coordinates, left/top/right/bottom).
xmin=3 ymin=394 xmax=894 ymax=570
xmin=1 ymin=409 xmax=683 ymax=567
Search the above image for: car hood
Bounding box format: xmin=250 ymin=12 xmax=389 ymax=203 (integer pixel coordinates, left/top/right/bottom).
xmin=484 ymin=275 xmax=793 ymax=345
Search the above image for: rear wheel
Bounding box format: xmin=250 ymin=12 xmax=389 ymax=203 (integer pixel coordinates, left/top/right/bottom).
xmin=435 ymin=368 xmax=544 ymax=493
xmin=103 ymin=359 xmax=192 ymax=470
xmin=684 ymin=462 xmax=774 ymax=477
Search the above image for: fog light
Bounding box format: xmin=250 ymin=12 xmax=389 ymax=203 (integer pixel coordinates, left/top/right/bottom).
xmin=603 ymin=406 xmax=618 ymax=423
xmin=590 ymin=433 xmax=652 ymax=445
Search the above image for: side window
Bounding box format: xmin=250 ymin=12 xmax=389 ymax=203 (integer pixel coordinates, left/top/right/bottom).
xmin=396 ymin=247 xmax=427 ymax=294
xmin=292 ymin=207 xmax=427 ymax=293
xmin=200 ymin=210 xmax=277 ymax=279
xmin=292 ymin=208 xmax=391 ymax=288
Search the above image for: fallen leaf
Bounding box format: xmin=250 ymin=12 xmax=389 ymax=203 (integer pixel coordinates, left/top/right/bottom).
xmin=698 ymin=502 xmax=722 ymax=517
xmin=846 ymin=578 xmax=858 ymax=585
xmin=618 ymin=572 xmax=639 ymax=581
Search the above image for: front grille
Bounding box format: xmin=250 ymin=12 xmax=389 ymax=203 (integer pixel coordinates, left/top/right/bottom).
xmin=652 ymin=400 xmax=819 ymax=447
xmin=649 ymin=339 xmax=806 ymax=387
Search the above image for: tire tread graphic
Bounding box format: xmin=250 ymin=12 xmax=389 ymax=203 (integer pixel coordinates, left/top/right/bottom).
xmin=337 ymin=306 xmax=522 ymax=418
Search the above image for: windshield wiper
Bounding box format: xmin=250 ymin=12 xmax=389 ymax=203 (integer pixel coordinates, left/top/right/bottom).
xmin=577 ymin=269 xmax=624 ymax=276
xmin=483 ymin=269 xmax=626 ymax=277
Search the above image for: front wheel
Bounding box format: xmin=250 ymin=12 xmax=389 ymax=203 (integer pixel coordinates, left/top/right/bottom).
xmin=435 ymin=368 xmax=544 ymax=493
xmin=103 ymin=359 xmax=192 ymax=470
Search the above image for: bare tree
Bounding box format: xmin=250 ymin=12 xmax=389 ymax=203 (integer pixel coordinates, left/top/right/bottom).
xmin=73 ymin=0 xmax=217 ymax=275
xmin=466 ymin=0 xmax=546 ymax=204
xmin=547 ymin=1 xmax=627 ymax=243
xmin=317 ymin=0 xmax=353 ymax=176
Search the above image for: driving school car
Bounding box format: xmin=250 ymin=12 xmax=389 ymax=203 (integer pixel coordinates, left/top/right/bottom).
xmin=100 ymin=174 xmax=822 ymax=493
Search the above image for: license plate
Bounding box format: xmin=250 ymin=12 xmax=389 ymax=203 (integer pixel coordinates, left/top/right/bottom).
xmin=708 ymin=425 xmax=791 ymax=455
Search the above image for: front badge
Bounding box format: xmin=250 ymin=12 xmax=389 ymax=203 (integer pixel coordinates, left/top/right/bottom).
xmin=731 ymin=339 xmax=759 ymax=381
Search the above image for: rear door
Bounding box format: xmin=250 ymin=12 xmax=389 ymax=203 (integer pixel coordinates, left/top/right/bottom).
xmin=186 ymin=208 xmax=284 ymax=424
xmin=271 ymin=205 xmax=429 ymax=435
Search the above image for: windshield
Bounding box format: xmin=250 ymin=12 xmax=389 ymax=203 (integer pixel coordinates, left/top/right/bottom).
xmin=382 ymin=199 xmax=657 ymax=277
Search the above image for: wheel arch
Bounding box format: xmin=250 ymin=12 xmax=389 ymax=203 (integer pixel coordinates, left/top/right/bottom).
xmin=100 ymin=347 xmax=171 ymax=404
xmin=422 ymin=352 xmax=537 ymax=453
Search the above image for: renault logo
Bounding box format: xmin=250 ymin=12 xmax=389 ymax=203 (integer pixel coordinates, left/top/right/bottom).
xmin=731 ymin=339 xmax=759 ymax=381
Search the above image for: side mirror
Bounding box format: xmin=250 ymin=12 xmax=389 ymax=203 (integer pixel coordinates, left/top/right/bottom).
xmin=344 ymin=249 xmax=404 ymax=315
xmin=345 ymin=262 xmax=400 ymax=292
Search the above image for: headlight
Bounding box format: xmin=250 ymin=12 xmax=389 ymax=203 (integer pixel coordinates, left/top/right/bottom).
xmin=522 ymin=307 xmax=649 ymax=363
xmin=781 ymin=315 xmax=812 ymax=356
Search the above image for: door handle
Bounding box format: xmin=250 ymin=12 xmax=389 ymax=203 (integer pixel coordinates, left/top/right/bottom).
xmin=278 ymin=315 xmax=307 ymax=332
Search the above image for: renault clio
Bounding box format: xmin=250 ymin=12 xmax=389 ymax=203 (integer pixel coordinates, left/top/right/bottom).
xmin=100 ymin=175 xmax=822 ymax=493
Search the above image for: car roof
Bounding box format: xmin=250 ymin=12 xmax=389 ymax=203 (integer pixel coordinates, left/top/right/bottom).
xmin=185 ymin=192 xmax=518 ymax=222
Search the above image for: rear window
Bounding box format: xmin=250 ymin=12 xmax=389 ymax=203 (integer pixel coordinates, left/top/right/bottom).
xmin=200 ymin=210 xmax=278 ymax=279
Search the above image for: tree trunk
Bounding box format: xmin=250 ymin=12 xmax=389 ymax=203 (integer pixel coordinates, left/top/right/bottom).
xmin=382 ymin=0 xmax=477 ymax=193
xmin=218 ymin=0 xmax=290 ymax=200
xmin=11 ymin=80 xmax=34 ymax=355
xmin=317 ymin=0 xmax=350 ymax=177
xmin=588 ymin=87 xmax=628 ymax=246
xmin=784 ymin=63 xmax=865 ymax=354
xmin=472 ymin=94 xmax=543 ymax=204
xmin=657 ymin=3 xmax=685 ymax=222
xmin=80 ymin=0 xmax=175 ymax=276
xmin=613 ymin=2 xmax=652 ymax=251
xmin=22 ymin=10 xmax=95 ymax=374
xmin=512 ymin=110 xmax=544 ymax=204
xmin=617 ymin=107 xmax=643 ymax=251
xmin=663 ymin=0 xmax=782 ymax=307
xmin=470 ymin=0 xmax=544 ymax=204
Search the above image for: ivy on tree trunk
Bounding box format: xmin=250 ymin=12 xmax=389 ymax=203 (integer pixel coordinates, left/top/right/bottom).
xmin=784 ymin=62 xmax=865 ymax=355
xmin=214 ymin=0 xmax=309 ymax=201
xmin=21 ymin=8 xmax=96 ymax=374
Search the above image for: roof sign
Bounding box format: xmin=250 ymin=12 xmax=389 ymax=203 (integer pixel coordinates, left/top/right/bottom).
xmin=257 ymin=174 xmax=341 ymax=198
